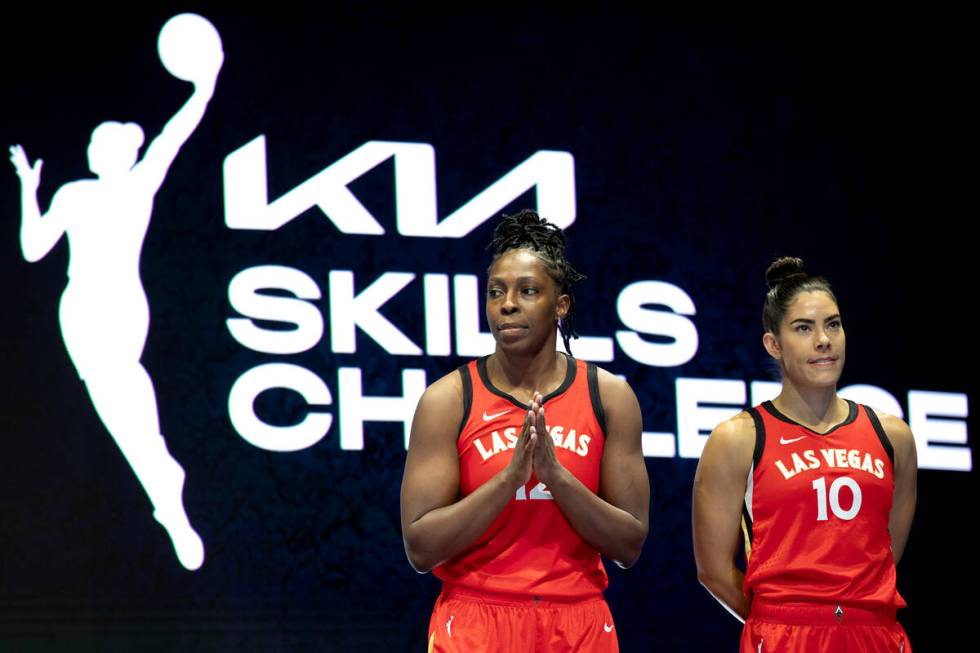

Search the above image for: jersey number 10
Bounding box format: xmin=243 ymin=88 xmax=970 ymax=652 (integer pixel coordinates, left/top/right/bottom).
xmin=811 ymin=476 xmax=862 ymax=521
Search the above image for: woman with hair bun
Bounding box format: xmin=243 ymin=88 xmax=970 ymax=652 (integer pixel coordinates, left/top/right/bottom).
xmin=693 ymin=257 xmax=916 ymax=651
xmin=401 ymin=209 xmax=649 ymax=652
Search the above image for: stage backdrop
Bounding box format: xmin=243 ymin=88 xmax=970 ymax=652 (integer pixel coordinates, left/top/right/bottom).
xmin=1 ymin=7 xmax=973 ymax=652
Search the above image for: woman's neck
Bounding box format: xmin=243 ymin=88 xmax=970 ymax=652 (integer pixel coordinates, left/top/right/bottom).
xmin=488 ymin=345 xmax=566 ymax=401
xmin=772 ymin=382 xmax=848 ymax=432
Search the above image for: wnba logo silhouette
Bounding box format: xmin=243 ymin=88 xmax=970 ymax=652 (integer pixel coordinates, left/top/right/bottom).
xmin=9 ymin=14 xmax=223 ymax=570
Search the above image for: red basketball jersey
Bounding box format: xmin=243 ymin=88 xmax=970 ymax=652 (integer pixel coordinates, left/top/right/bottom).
xmin=433 ymin=355 xmax=608 ymax=599
xmin=742 ymin=400 xmax=906 ymax=609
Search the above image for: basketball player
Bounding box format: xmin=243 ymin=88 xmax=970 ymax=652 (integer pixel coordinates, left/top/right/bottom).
xmin=400 ymin=210 xmax=649 ymax=652
xmin=9 ymin=14 xmax=223 ymax=570
xmin=693 ymin=257 xmax=916 ymax=651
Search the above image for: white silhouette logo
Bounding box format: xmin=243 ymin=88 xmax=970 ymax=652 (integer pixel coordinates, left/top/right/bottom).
xmin=482 ymin=408 xmax=513 ymax=421
xmin=9 ymin=13 xmax=223 ymax=570
xmin=604 ymin=623 xmax=614 ymax=633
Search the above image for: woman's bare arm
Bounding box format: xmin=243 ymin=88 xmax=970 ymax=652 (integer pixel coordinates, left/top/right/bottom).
xmin=877 ymin=411 xmax=917 ymax=564
xmin=692 ymin=413 xmax=755 ymax=622
xmin=530 ymin=370 xmax=649 ymax=568
xmin=400 ymin=370 xmax=535 ymax=573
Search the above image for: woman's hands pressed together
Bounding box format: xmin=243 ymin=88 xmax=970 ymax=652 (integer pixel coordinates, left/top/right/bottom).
xmin=526 ymin=391 xmax=566 ymax=489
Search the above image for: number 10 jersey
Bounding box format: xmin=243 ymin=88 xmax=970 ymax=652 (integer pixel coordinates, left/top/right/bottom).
xmin=742 ymin=400 xmax=906 ymax=609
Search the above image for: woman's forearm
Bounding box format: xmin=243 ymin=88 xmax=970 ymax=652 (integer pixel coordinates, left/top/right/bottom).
xmin=403 ymin=468 xmax=521 ymax=573
xmin=546 ymin=467 xmax=647 ymax=568
xmin=698 ymin=566 xmax=750 ymax=622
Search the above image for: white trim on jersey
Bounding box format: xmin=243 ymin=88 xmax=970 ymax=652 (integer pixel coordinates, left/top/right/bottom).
xmin=744 ymin=462 xmax=755 ymax=523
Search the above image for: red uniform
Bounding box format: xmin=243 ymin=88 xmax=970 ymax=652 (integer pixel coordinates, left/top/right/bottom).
xmin=740 ymin=400 xmax=911 ymax=652
xmin=428 ymin=354 xmax=618 ymax=652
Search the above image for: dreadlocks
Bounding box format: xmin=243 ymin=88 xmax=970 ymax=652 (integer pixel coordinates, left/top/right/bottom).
xmin=488 ymin=209 xmax=586 ymax=355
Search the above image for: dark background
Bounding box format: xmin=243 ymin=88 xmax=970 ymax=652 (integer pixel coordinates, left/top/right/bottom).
xmin=1 ymin=6 xmax=973 ymax=651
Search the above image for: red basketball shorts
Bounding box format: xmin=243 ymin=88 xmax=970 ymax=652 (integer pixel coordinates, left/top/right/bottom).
xmin=427 ymin=585 xmax=619 ymax=653
xmin=741 ymin=600 xmax=911 ymax=653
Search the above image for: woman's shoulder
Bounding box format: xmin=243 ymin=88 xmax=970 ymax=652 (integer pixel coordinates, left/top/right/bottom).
xmin=713 ymin=410 xmax=756 ymax=442
xmin=410 ymin=367 xmax=468 ymax=444
xmin=589 ymin=364 xmax=640 ymax=419
xmin=590 ymin=364 xmax=633 ymax=399
xmin=865 ymin=405 xmax=916 ymax=458
xmin=421 ymin=366 xmax=466 ymax=406
xmin=702 ymin=411 xmax=757 ymax=469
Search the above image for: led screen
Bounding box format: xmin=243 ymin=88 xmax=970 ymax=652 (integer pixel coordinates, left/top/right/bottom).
xmin=1 ymin=7 xmax=973 ymax=651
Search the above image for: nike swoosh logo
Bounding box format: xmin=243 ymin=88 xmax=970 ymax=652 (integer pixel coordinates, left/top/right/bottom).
xmin=604 ymin=623 xmax=614 ymax=633
xmin=780 ymin=436 xmax=806 ymax=445
xmin=482 ymin=409 xmax=512 ymax=421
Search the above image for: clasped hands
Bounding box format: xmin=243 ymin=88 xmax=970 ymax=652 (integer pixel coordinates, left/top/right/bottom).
xmin=505 ymin=391 xmax=566 ymax=490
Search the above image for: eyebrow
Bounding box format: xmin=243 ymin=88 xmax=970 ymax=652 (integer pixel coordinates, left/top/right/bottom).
xmin=488 ymin=275 xmax=542 ymax=285
xmin=789 ymin=314 xmax=841 ymax=325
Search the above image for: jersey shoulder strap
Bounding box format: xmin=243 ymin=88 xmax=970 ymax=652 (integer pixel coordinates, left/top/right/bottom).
xmin=456 ymin=363 xmax=474 ymax=438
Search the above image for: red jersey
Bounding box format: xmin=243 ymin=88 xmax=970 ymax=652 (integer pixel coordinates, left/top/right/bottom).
xmin=742 ymin=400 xmax=906 ymax=609
xmin=433 ymin=355 xmax=608 ymax=599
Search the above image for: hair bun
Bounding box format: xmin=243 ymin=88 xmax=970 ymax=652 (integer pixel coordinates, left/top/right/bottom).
xmin=765 ymin=256 xmax=806 ymax=289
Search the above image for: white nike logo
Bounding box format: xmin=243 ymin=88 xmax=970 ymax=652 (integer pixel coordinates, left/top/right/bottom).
xmin=482 ymin=409 xmax=512 ymax=421
xmin=446 ymin=615 xmax=454 ymax=637
xmin=780 ymin=436 xmax=806 ymax=445
xmin=604 ymin=623 xmax=614 ymax=633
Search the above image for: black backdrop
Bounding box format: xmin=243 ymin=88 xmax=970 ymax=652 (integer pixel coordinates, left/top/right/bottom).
xmin=1 ymin=6 xmax=974 ymax=651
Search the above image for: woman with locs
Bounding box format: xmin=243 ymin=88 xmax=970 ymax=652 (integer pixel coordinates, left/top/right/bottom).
xmin=401 ymin=210 xmax=649 ymax=652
